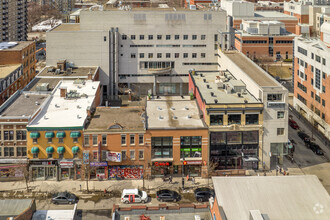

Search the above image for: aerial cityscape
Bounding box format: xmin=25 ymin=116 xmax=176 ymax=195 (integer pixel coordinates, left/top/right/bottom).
xmin=0 ymin=0 xmax=329 ymax=219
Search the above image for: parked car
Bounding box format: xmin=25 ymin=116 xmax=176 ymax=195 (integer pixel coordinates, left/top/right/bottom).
xmin=289 ymin=119 xmax=299 ymax=129
xmin=306 ymin=142 xmax=324 ymax=155
xmin=121 ymin=189 xmax=148 ymax=204
xmin=194 ymin=188 xmax=214 ymax=202
xmin=156 ymin=189 xmax=180 ymax=202
xmin=51 ymin=192 xmax=78 ymax=205
xmin=297 ymin=131 xmax=311 ymax=144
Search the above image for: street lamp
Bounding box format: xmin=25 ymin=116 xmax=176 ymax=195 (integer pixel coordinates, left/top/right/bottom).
xmin=182 ymin=153 xmax=185 ymax=190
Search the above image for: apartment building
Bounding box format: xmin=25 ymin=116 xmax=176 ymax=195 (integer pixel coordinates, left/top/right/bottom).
xmin=0 ymin=41 xmax=36 ymax=103
xmin=32 ymin=0 xmax=75 ymax=13
xmin=26 ymin=80 xmax=101 ymax=181
xmin=284 ymin=0 xmax=311 ymax=24
xmin=234 ymin=20 xmax=295 ymax=60
xmin=46 ymin=8 xmax=227 ymax=102
xmin=293 ymin=22 xmax=330 ymax=140
xmin=316 ymin=8 xmax=330 ymax=35
xmin=0 ymin=0 xmax=27 ymax=42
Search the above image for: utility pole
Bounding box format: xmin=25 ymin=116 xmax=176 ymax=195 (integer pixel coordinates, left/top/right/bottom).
xmin=182 ymin=154 xmax=185 ymax=190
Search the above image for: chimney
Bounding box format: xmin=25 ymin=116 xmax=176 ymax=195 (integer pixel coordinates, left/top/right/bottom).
xmin=88 ymin=69 xmax=93 ymax=80
xmin=86 ymin=107 xmax=91 ymax=118
xmin=60 ymin=87 xmax=67 ymax=98
xmin=128 ymin=90 xmax=132 ymax=102
xmin=57 ymin=60 xmax=66 ymax=71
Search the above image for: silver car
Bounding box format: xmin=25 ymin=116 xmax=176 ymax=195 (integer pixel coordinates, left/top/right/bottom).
xmin=51 ymin=192 xmax=78 ymax=205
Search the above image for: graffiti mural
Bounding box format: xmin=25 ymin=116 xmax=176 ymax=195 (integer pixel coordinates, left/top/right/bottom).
xmin=108 ymin=166 xmax=143 ymax=180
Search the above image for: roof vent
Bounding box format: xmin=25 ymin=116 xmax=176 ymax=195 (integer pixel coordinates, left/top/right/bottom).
xmin=24 ymin=94 xmax=29 ymax=98
xmin=244 ymin=99 xmax=248 ymax=103
xmin=157 ymin=107 xmax=162 ymax=111
xmin=171 ymin=107 xmax=175 ymax=110
xmin=207 ymin=85 xmax=210 ymax=89
xmin=173 ymin=116 xmax=178 ymax=120
xmin=55 ymin=104 xmax=59 ymax=108
xmin=211 ymin=92 xmax=214 ymax=96
xmin=77 ymin=105 xmax=81 ymax=109
xmin=200 ymin=73 xmax=203 ymax=77
xmin=214 ymin=99 xmax=218 ymax=103
xmin=187 ymin=115 xmax=192 ymax=119
xmin=184 ymin=107 xmax=189 ymax=110
xmin=203 ymin=79 xmax=206 ymax=83
xmin=238 ymin=93 xmax=241 ymax=97
xmin=159 ymin=116 xmax=164 ymax=120
xmin=44 ymin=115 xmax=48 ymax=120
xmin=35 ymin=101 xmax=40 ymax=105
xmin=77 ymin=115 xmax=81 ymax=119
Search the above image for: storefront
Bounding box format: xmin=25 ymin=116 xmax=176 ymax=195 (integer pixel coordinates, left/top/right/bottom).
xmin=90 ymin=162 xmax=107 ymax=180
xmin=108 ymin=165 xmax=144 ymax=180
xmin=151 ymin=162 xmax=172 ymax=177
xmin=29 ymin=160 xmax=58 ymax=181
xmin=0 ymin=159 xmax=28 ymax=181
xmin=59 ymin=160 xmax=74 ymax=180
xmin=183 ymin=161 xmax=202 ymax=177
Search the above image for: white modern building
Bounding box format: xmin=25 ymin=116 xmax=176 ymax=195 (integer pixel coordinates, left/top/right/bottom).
xmin=46 ymin=8 xmax=227 ymax=102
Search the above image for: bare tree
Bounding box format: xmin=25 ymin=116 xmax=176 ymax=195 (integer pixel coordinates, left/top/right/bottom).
xmin=207 ymin=161 xmax=218 ymax=187
xmin=28 ymin=3 xmax=62 ymax=30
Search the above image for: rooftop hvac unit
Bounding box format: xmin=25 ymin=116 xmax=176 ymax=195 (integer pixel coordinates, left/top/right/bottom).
xmin=55 ymin=69 xmax=61 ymax=74
xmin=247 ymin=27 xmax=258 ymax=35
xmin=36 ymin=83 xmax=49 ymax=91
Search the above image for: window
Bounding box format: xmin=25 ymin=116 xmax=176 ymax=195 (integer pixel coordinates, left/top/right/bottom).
xmin=297 ymin=46 xmax=307 ymax=56
xmin=148 ymin=35 xmax=153 ymax=40
xmin=311 ymin=53 xmax=314 ymax=59
xmin=157 ymin=53 xmax=162 ymax=58
xmin=210 ymin=115 xmax=223 ymax=125
xmin=140 ymin=35 xmax=144 ymax=40
xmin=33 ymin=153 xmax=38 ymax=158
xmin=131 ymin=53 xmax=136 ymax=59
xmin=122 ymin=35 xmax=127 ymax=40
xmin=228 ymin=114 xmax=241 ymax=125
xmin=311 ymin=66 xmax=314 ymax=72
xmin=311 ymin=78 xmax=314 ymax=86
xmin=102 ymin=135 xmax=107 ymax=145
xmin=175 ymin=53 xmax=179 ymax=58
xmin=297 ymin=82 xmax=307 ymax=93
xmin=323 ymin=72 xmax=326 ymax=79
xmin=93 ymin=151 xmax=98 ymax=160
xmin=92 ymin=135 xmax=98 ymax=145
xmin=277 ymin=111 xmax=284 ymax=119
xmin=130 ymin=150 xmax=135 ymax=160
xmin=48 ymin=137 xmax=52 ymax=143
xmin=121 ymin=135 xmax=126 ymax=145
xmin=322 ymin=58 xmax=326 ymax=65
xmin=214 ymin=34 xmax=218 ymax=42
xmin=148 ymin=53 xmax=153 ymax=58
xmin=33 ymin=138 xmax=38 ymax=144
xmin=16 ymin=130 xmax=26 ymax=140
xmin=297 ymin=93 xmax=306 ymax=105
xmin=311 ymin=91 xmax=314 ymax=98
xmin=315 ymin=69 xmax=321 ymax=89
xmin=322 ymin=85 xmax=325 ymax=93
xmin=130 ymin=134 xmax=135 ymax=145
xmin=245 ymin=114 xmax=259 ymax=125
xmin=192 ymin=35 xmax=197 ymax=40
xmin=17 ymin=147 xmax=26 ymax=157
xmin=139 ymin=134 xmax=144 ymax=145
xmin=104 ymin=36 xmax=106 ymax=41
xmin=192 ymin=53 xmax=197 ymax=58
xmin=322 ymin=99 xmax=325 ymax=107
xmin=183 ymin=35 xmax=188 ymax=40
xmin=322 ymin=113 xmax=325 ymax=120
xmin=139 ymin=53 xmax=144 ymax=58
xmin=180 ymin=136 xmax=202 ymax=158
xmin=183 ymin=53 xmax=188 ymax=58
xmin=84 ymin=135 xmax=89 ymax=146
xmin=315 ymin=94 xmax=321 ymax=103
xmin=316 ymin=55 xmax=321 ymax=63
xmin=121 ymin=150 xmax=127 ymax=160
xmin=131 ymin=35 xmax=136 ymax=40
xmin=267 ymin=94 xmax=282 ymax=101
xmin=157 ymin=35 xmax=162 ymax=40
xmin=73 ymin=138 xmax=78 ymax=143
xmin=201 ymin=35 xmax=206 ymax=40
xmin=4 ymin=131 xmax=9 ymax=140
xmin=166 ymin=53 xmax=171 ymax=58
xmin=151 ymin=137 xmax=173 ymax=158
xmin=201 ymin=53 xmax=206 ymax=58
xmin=139 ymin=150 xmax=144 ymax=160
xmin=47 ymin=153 xmax=52 ymax=158
xmin=175 ymin=35 xmax=179 ymax=40
xmin=166 ymin=35 xmax=171 ymax=40
xmin=277 ymin=128 xmax=284 ymax=136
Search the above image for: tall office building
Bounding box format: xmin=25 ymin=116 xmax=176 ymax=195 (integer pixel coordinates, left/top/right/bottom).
xmin=0 ymin=0 xmax=28 ymax=42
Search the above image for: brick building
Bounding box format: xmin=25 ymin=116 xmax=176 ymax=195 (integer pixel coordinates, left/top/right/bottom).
xmin=0 ymin=41 xmax=36 ymax=103
xmin=293 ymin=22 xmax=330 ymax=140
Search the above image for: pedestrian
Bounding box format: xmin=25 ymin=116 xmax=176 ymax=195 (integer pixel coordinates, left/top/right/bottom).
xmin=186 ymin=174 xmax=189 ymax=181
xmin=169 ymin=176 xmax=172 ymax=184
xmin=192 ymin=177 xmax=195 ymax=185
xmin=182 ymin=177 xmax=185 ymax=190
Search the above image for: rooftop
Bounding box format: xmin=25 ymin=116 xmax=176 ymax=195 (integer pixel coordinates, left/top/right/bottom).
xmin=86 ymin=106 xmax=145 ymax=132
xmin=223 ymin=51 xmax=279 ymax=87
xmin=0 ymin=64 xmax=21 ymax=79
xmin=51 ymin=23 xmax=80 ymax=32
xmin=38 ymin=66 xmax=98 ymax=78
xmin=27 ymin=80 xmax=100 ymax=129
xmin=212 ymin=176 xmax=330 ymax=220
xmin=24 ymin=78 xmax=62 ymax=92
xmin=191 ymin=71 xmax=260 ymax=104
xmin=0 ymin=93 xmax=49 ymax=117
xmin=254 ymin=11 xmax=298 ymax=20
xmin=0 ymin=199 xmax=34 ymax=218
xmin=146 ymin=96 xmax=206 ymax=129
xmin=0 ymin=41 xmax=34 ymax=51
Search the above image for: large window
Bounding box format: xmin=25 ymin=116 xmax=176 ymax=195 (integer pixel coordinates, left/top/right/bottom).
xmin=84 ymin=135 xmax=89 ymax=146
xmin=315 ymin=69 xmax=321 ymax=90
xmin=228 ymin=114 xmax=241 ymax=125
xmin=210 ymin=115 xmax=223 ymax=125
xmin=267 ymin=94 xmax=282 ymax=101
xmin=92 ymin=135 xmax=98 ymax=145
xmin=151 ymin=137 xmax=173 ymax=158
xmin=245 ymin=114 xmax=259 ymax=125
xmin=121 ymin=135 xmax=126 ymax=145
xmin=16 ymin=130 xmax=26 ymax=140
xmin=180 ymin=136 xmax=202 ymax=158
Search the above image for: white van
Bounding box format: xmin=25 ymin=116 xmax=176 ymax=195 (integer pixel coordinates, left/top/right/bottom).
xmin=121 ymin=189 xmax=148 ymax=204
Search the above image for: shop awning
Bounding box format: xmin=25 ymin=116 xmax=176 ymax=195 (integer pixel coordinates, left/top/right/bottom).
xmin=46 ymin=146 xmax=54 ymax=153
xmin=72 ymin=146 xmax=79 ymax=154
xmin=56 ymin=131 xmax=66 ymax=138
xmin=31 ymin=147 xmax=39 ymax=154
xmin=57 ymin=146 xmax=65 ymax=154
xmin=70 ymin=131 xmax=81 ymax=138
xmin=45 ymin=132 xmax=55 ymax=138
xmin=30 ymin=132 xmax=40 ymax=138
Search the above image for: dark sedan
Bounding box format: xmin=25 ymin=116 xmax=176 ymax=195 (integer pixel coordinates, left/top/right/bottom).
xmin=306 ymin=142 xmax=324 ymax=155
xmin=297 ymin=131 xmax=311 ymax=144
xmin=156 ymin=189 xmax=180 ymax=202
xmin=52 ymin=192 xmax=78 ymax=205
xmin=194 ymin=188 xmax=214 ymax=202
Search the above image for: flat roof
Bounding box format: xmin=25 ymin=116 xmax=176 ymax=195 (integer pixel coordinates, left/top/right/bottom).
xmin=51 ymin=23 xmax=80 ymax=32
xmin=0 ymin=41 xmax=34 ymax=51
xmin=0 ymin=64 xmax=21 ymax=79
xmin=118 ymin=212 xmax=211 ymax=220
xmin=254 ymin=11 xmax=297 ymax=20
xmin=0 ymin=93 xmax=49 ymax=117
xmin=24 ymin=78 xmax=62 ymax=92
xmin=0 ymin=199 xmax=33 ymax=217
xmin=212 ymin=176 xmax=330 ymax=220
xmin=28 ymin=80 xmax=100 ymax=129
xmin=191 ymin=71 xmax=260 ymax=104
xmin=32 ymin=209 xmax=75 ymax=220
xmin=146 ymin=96 xmax=206 ymax=129
xmin=39 ymin=66 xmax=97 ymax=77
xmin=86 ymin=106 xmax=145 ymax=132
xmin=223 ymin=51 xmax=279 ymax=87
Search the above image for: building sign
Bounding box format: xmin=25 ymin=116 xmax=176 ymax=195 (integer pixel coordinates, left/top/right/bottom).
xmin=106 ymin=152 xmax=122 ymax=162
xmin=83 ymin=152 xmax=89 ymax=164
xmin=184 ymin=161 xmax=202 ymax=165
xmin=60 ymin=160 xmax=74 ymax=168
xmin=90 ymin=162 xmax=107 ymax=167
xmin=153 ymin=162 xmax=172 ymax=166
xmin=108 ymin=165 xmax=143 ymax=180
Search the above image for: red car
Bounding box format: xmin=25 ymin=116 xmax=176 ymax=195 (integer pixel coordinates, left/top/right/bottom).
xmin=289 ymin=119 xmax=299 ymax=129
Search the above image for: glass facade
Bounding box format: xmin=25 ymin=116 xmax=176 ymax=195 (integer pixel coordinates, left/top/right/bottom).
xmin=180 ymin=136 xmax=202 ymax=158
xmin=151 ymin=137 xmax=173 ymax=158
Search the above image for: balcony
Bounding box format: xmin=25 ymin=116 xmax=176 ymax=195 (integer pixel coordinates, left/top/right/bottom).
xmin=148 ymin=67 xmax=172 ymax=75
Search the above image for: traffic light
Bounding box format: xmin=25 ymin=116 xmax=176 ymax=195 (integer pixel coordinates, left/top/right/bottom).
xmin=183 ymin=161 xmax=187 ymax=165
